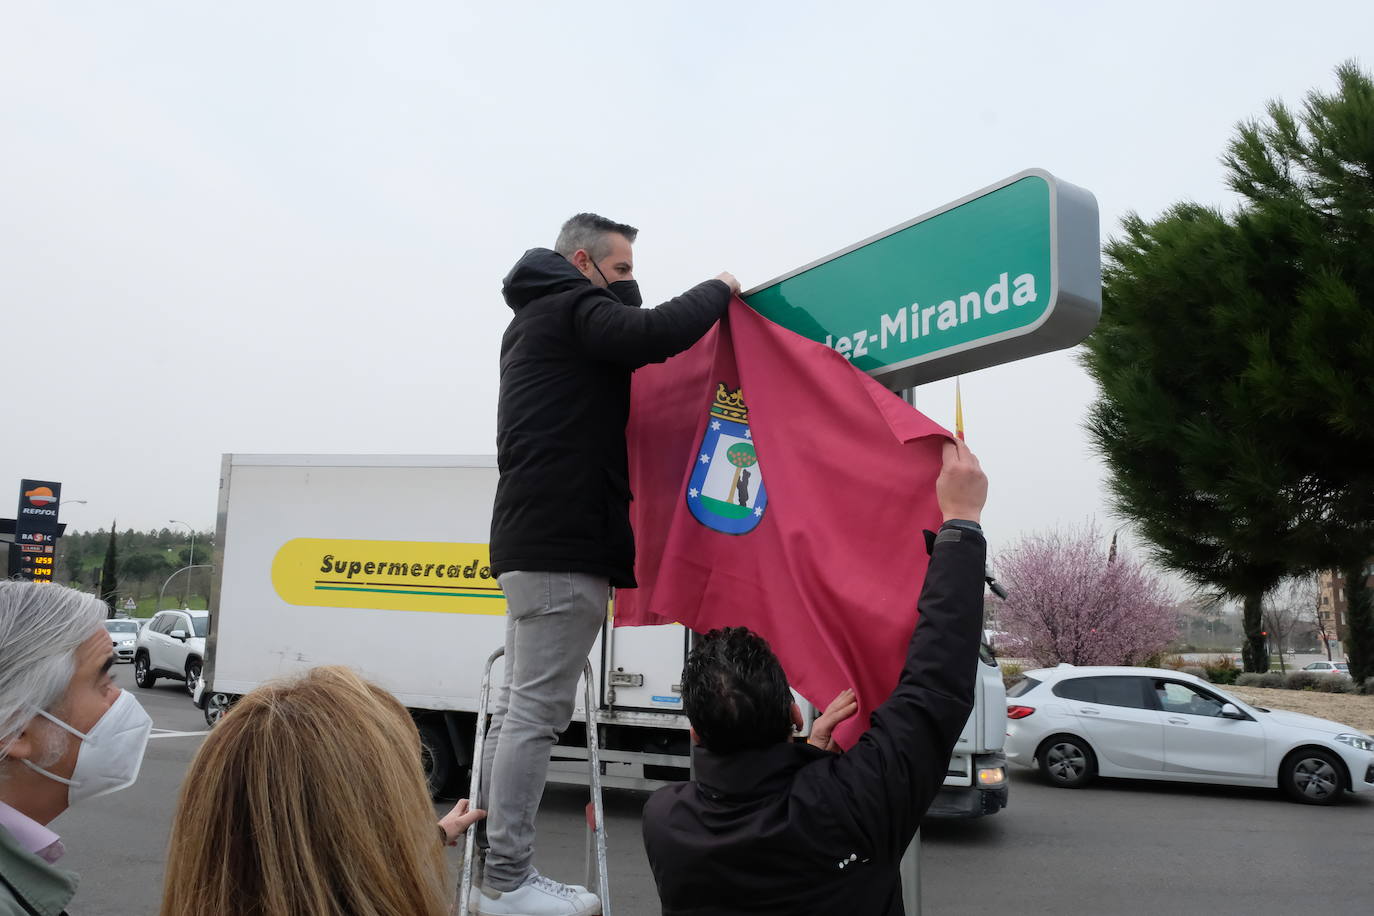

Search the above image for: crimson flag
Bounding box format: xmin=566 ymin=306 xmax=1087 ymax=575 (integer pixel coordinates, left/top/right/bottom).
xmin=616 ymin=299 xmax=951 ymax=748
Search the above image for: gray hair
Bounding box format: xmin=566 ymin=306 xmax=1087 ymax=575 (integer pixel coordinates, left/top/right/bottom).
xmin=0 ymin=581 xmax=107 ymax=758
xmin=553 ymin=212 xmax=639 ymax=262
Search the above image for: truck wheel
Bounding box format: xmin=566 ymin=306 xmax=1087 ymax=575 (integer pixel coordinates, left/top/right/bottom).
xmin=1281 ymin=748 xmax=1346 ymax=805
xmin=134 ymin=653 xmax=157 ymax=689
xmin=204 ymin=692 xmax=237 ymax=728
xmin=418 ymin=721 xmax=457 ymax=799
xmin=185 ymin=658 xmax=203 ymax=696
xmin=1036 ymin=734 xmax=1096 ymax=788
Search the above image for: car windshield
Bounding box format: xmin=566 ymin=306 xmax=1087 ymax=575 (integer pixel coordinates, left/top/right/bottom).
xmin=192 ymin=616 xmax=209 ymax=638
xmin=1336 ymin=663 xmax=1349 ymax=671
xmin=105 ymin=621 xmax=139 ymax=634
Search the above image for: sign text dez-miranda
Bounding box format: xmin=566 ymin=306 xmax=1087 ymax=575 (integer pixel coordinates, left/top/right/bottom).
xmin=824 ymin=271 xmax=1037 ymax=360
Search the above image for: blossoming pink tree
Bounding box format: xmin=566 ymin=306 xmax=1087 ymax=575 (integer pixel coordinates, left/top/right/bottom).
xmin=995 ymin=523 xmax=1178 ymax=667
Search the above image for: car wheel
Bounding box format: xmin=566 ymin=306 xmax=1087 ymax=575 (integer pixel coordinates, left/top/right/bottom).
xmin=133 ymin=653 xmax=157 ymax=689
xmin=1037 ymin=734 xmax=1097 ymax=788
xmin=185 ymin=658 xmax=202 ymax=696
xmin=418 ymin=720 xmax=457 ymax=799
xmin=1281 ymin=748 xmax=1346 ymax=805
xmin=203 ymin=692 xmax=236 ymax=728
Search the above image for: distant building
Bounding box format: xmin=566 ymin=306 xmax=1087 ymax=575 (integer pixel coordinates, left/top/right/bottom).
xmin=1317 ymin=560 xmax=1374 ymax=654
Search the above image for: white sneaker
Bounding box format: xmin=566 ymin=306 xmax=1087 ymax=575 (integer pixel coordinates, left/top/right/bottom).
xmin=469 ymin=880 xmax=591 ymax=907
xmin=473 ymin=871 xmax=601 ymax=916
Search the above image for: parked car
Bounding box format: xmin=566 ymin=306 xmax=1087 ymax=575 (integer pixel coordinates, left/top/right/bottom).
xmin=1302 ymin=661 xmax=1351 ymax=677
xmin=1005 ymin=665 xmax=1374 ymax=805
xmin=102 ymin=619 xmax=140 ymax=663
xmin=134 ymin=608 xmax=210 ymax=695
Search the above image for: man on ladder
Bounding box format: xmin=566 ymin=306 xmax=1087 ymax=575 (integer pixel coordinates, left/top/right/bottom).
xmin=477 ymin=212 xmax=739 ymax=916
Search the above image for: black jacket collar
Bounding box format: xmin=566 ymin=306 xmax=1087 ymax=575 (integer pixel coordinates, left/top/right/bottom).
xmin=691 ymin=741 xmax=832 ymax=801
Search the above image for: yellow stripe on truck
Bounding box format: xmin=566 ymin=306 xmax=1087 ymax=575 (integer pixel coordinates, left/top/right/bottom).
xmin=271 ymin=538 xmax=507 ymax=615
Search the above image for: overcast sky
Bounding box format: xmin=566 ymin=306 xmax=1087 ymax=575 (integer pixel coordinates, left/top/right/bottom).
xmin=3 ymin=1 xmax=1368 ymax=575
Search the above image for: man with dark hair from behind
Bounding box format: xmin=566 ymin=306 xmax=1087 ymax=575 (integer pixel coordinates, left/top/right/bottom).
xmin=643 ymin=439 xmax=989 ymax=915
xmin=479 ymin=213 xmax=740 ymax=916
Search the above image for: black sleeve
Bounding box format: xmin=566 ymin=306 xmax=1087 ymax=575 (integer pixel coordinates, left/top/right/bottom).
xmin=571 ymin=279 xmax=731 ymax=368
xmin=824 ymin=525 xmax=986 ymax=862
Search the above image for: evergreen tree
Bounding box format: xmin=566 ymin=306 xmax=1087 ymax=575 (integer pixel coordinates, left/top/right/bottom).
xmin=1084 ymin=63 xmax=1374 ymax=674
xmin=58 ymin=540 xmax=84 ymax=587
xmin=1086 ymin=205 xmax=1295 ymax=671
xmin=1347 ymin=566 xmax=1374 ymax=686
xmin=99 ymin=522 xmax=119 ymax=617
xmin=1223 ymin=62 xmax=1374 ymax=683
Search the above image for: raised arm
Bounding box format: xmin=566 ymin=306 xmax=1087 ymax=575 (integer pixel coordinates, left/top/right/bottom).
xmin=571 ymin=272 xmax=739 ymax=368
xmin=826 ymin=439 xmax=988 ymax=860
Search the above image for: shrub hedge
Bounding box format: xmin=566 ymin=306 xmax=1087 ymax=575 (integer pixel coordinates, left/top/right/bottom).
xmin=1284 ymin=671 xmax=1322 ymax=691
xmin=1312 ymin=676 xmax=1357 ymax=694
xmin=1001 ymin=663 xmax=1025 ymax=691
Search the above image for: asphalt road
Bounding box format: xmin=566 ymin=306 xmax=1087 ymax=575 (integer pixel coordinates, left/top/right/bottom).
xmin=53 ymin=665 xmax=1374 ymax=915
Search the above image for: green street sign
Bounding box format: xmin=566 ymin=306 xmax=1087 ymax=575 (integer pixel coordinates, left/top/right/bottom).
xmin=742 ymin=169 xmax=1100 ymax=388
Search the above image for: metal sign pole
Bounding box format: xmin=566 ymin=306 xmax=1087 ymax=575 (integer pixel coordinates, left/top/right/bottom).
xmin=899 ymin=382 xmax=921 ymax=916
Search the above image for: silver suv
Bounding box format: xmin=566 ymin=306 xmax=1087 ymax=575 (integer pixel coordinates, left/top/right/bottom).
xmin=134 ymin=609 xmax=210 ymax=695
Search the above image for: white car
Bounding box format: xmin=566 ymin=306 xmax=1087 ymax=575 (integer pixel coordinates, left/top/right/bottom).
xmin=1005 ymin=665 xmax=1374 ymax=805
xmin=1302 ymin=661 xmax=1351 ymax=677
xmin=134 ymin=608 xmax=210 ymax=695
xmin=102 ymin=619 xmax=140 ymax=663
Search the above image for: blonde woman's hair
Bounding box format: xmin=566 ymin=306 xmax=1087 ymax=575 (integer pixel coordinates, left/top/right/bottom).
xmin=159 ymin=666 xmax=449 ymax=916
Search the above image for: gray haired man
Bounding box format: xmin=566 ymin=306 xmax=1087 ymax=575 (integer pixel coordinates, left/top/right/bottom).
xmin=478 ymin=214 xmax=739 ymax=916
xmin=0 ymin=582 xmax=153 ymax=915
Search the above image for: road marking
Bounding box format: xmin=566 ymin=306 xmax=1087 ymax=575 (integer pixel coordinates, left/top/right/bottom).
xmin=149 ymin=729 xmax=210 ymax=740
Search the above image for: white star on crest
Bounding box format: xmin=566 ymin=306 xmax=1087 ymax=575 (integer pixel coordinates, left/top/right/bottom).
xmin=745 ymin=429 xmax=752 ymax=439
xmin=699 ymin=452 xmax=710 ymax=464
xmin=754 ymin=507 xmax=763 ymax=517
xmin=710 ymin=420 xmax=721 ymax=431
xmin=689 ymin=488 xmax=699 ymax=498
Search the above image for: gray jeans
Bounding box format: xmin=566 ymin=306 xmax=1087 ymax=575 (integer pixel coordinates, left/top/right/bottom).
xmin=479 ymin=570 xmax=609 ymax=891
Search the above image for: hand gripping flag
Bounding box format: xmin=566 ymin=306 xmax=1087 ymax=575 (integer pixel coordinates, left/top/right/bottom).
xmin=616 ymin=298 xmax=951 ymax=748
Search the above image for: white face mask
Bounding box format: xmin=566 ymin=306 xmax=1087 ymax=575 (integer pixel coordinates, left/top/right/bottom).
xmin=21 ymin=690 xmax=152 ymax=805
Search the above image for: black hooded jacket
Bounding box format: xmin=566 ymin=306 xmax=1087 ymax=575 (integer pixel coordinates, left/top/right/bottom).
xmin=642 ymin=525 xmax=987 ymax=915
xmin=490 ymin=248 xmax=731 ymax=587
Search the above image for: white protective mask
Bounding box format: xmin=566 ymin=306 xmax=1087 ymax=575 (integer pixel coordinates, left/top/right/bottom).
xmin=21 ymin=690 xmax=152 ymax=804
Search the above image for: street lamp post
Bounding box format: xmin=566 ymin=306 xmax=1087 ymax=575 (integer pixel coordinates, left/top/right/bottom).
xmin=169 ymin=520 xmax=196 ymax=606
xmin=157 ymin=565 xmax=212 ymax=614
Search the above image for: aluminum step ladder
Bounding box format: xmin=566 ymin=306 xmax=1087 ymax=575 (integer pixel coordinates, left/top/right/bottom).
xmin=459 ymin=646 xmax=612 ymax=915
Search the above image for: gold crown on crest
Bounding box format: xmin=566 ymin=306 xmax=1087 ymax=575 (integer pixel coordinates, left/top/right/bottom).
xmin=710 ymin=383 xmax=749 ymax=424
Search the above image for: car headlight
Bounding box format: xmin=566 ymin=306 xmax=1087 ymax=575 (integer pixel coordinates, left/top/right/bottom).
xmin=1335 ymin=734 xmax=1374 ymax=752
xmin=977 ymin=766 xmax=1006 ymax=786
xmin=121 ymin=639 xmax=135 ymax=646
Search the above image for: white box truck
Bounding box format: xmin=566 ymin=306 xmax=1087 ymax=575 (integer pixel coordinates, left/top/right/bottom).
xmin=197 ymin=454 xmax=1007 ymax=815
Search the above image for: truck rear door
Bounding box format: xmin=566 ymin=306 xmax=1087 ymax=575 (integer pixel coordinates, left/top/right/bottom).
xmin=603 ymin=620 xmax=689 ymax=714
